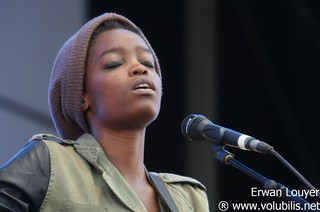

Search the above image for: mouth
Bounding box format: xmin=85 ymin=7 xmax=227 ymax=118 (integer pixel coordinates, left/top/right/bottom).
xmin=134 ymin=83 xmax=151 ymax=90
xmin=131 ymin=78 xmax=155 ymax=92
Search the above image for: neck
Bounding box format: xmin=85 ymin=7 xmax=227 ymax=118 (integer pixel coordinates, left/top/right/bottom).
xmin=92 ymin=126 xmax=147 ymax=184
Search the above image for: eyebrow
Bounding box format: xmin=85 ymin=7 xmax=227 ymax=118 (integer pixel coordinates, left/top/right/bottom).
xmin=98 ymin=46 xmax=152 ymax=59
xmin=136 ymin=46 xmax=152 ymax=54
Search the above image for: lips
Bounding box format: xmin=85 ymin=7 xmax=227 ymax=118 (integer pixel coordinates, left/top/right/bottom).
xmin=131 ymin=77 xmax=155 ymax=92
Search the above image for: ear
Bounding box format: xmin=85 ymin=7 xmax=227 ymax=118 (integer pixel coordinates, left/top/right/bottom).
xmin=82 ymin=93 xmax=90 ymax=112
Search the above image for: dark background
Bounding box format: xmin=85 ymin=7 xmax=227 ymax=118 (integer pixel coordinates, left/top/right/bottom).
xmin=88 ymin=0 xmax=320 ymax=210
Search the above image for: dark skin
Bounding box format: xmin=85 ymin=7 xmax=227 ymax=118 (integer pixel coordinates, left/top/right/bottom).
xmin=83 ymin=29 xmax=162 ymax=212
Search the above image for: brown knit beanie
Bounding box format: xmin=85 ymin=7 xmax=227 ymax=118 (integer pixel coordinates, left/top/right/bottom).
xmin=49 ymin=13 xmax=161 ymax=140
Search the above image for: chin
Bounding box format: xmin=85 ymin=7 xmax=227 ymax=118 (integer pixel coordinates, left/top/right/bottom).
xmin=134 ymin=107 xmax=160 ymax=128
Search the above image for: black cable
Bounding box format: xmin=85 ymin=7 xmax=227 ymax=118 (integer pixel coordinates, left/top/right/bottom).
xmin=271 ymin=149 xmax=320 ymax=200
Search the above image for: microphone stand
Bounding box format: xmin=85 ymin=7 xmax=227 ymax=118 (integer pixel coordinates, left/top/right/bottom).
xmin=212 ymin=145 xmax=317 ymax=212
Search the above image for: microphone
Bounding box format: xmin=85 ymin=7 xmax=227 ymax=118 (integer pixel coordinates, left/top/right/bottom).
xmin=181 ymin=114 xmax=274 ymax=154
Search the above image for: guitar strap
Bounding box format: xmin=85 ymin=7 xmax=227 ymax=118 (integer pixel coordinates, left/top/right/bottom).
xmin=149 ymin=172 xmax=179 ymax=212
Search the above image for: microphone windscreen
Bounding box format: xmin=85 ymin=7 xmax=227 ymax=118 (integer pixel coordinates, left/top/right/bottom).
xmin=181 ymin=114 xmax=206 ymax=141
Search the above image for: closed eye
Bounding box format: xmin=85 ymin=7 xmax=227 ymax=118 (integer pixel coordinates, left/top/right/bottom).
xmin=141 ymin=61 xmax=155 ymax=69
xmin=104 ymin=62 xmax=122 ymax=69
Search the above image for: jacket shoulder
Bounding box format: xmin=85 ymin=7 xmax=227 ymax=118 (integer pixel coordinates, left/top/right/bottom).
xmin=30 ymin=133 xmax=75 ymax=145
xmin=158 ymin=173 xmax=206 ymax=191
xmin=156 ymin=173 xmax=209 ymax=211
xmin=0 ymin=138 xmax=51 ymax=211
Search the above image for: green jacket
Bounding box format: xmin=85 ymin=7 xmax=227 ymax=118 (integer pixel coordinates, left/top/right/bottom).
xmin=0 ymin=133 xmax=209 ymax=211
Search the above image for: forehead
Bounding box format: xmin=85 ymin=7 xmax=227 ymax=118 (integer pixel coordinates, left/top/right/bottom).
xmin=90 ymin=28 xmax=150 ymax=53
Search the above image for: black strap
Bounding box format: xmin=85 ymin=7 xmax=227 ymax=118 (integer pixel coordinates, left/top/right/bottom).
xmin=149 ymin=172 xmax=179 ymax=212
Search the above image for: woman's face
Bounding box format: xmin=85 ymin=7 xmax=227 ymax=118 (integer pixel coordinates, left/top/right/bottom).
xmin=84 ymin=28 xmax=162 ymax=130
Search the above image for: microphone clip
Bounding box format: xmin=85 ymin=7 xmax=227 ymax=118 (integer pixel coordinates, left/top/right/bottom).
xmin=212 ymin=145 xmax=234 ymax=165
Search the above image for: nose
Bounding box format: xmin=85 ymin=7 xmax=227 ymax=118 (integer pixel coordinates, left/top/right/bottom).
xmin=130 ymin=65 xmax=148 ymax=76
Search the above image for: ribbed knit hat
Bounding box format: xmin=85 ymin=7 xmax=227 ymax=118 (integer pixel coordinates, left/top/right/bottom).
xmin=49 ymin=13 xmax=161 ymax=140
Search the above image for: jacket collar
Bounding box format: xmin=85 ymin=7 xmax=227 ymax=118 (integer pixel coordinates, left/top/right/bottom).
xmin=73 ymin=133 xmax=148 ymax=211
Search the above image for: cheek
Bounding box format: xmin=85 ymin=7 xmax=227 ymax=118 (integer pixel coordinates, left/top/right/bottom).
xmin=154 ymin=76 xmax=163 ymax=98
xmin=88 ymin=76 xmax=111 ymax=105
xmin=89 ymin=76 xmax=119 ymax=112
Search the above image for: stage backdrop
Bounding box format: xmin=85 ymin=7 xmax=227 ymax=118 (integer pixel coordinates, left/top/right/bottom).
xmin=0 ymin=0 xmax=86 ymax=164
